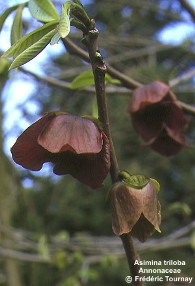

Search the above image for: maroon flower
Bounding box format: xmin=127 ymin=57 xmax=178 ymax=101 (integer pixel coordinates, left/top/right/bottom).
xmin=129 ymin=81 xmax=187 ymax=156
xmin=11 ymin=112 xmax=110 ymax=188
xmin=110 ymin=175 xmax=161 ymax=242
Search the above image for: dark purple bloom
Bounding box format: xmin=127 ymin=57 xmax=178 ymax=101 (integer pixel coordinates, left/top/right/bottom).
xmin=11 ymin=112 xmax=110 ymax=188
xmin=129 ymin=81 xmax=187 ymax=156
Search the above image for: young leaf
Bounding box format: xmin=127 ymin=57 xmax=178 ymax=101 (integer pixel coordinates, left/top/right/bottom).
xmin=58 ymin=2 xmax=72 ymax=38
xmin=105 ymin=73 xmax=121 ymax=85
xmin=29 ymin=0 xmax=59 ymax=22
xmin=0 ymin=2 xmax=28 ymax=31
xmin=2 ymin=20 xmax=58 ymax=59
xmin=50 ymin=32 xmax=61 ymax=45
xmin=9 ymin=28 xmax=56 ymax=69
xmin=11 ymin=4 xmax=26 ymax=45
xmin=71 ymin=70 xmax=94 ymax=89
xmin=71 ymin=70 xmax=121 ymax=89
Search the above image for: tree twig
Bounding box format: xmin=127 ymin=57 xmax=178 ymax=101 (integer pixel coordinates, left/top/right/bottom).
xmin=18 ymin=67 xmax=130 ymax=94
xmin=62 ymin=37 xmax=195 ymax=117
xmin=62 ymin=37 xmax=142 ymax=89
xmin=169 ymin=68 xmax=195 ymax=87
xmin=81 ymin=21 xmax=144 ymax=285
xmin=178 ymin=0 xmax=195 ymax=22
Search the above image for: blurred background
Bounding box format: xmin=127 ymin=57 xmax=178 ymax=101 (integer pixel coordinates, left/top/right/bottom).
xmin=0 ymin=0 xmax=195 ymax=285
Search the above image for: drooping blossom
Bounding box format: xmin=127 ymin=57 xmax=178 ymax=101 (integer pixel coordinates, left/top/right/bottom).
xmin=110 ymin=173 xmax=161 ymax=242
xmin=129 ymin=81 xmax=187 ymax=156
xmin=11 ymin=112 xmax=110 ymax=188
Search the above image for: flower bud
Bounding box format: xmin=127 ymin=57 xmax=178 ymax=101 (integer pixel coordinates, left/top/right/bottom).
xmin=110 ymin=173 xmax=161 ymax=242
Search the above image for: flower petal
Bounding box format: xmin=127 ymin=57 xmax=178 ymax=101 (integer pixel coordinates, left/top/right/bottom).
xmin=38 ymin=114 xmax=103 ymax=154
xmin=143 ymin=182 xmax=161 ymax=232
xmin=53 ymin=132 xmax=110 ymax=188
xmin=164 ymin=102 xmax=187 ymax=132
xmin=11 ymin=113 xmax=55 ymax=170
xmin=148 ymin=128 xmax=186 ymax=156
xmin=111 ymin=182 xmax=145 ymax=236
xmin=129 ymin=81 xmax=170 ymax=113
xmin=131 ymin=103 xmax=165 ymax=141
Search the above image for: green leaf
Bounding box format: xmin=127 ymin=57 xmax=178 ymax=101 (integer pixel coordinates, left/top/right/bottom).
xmin=105 ymin=73 xmax=121 ymax=85
xmin=71 ymin=70 xmax=121 ymax=89
xmin=71 ymin=70 xmax=94 ymax=89
xmin=0 ymin=2 xmax=28 ymax=31
xmin=58 ymin=2 xmax=71 ymax=38
xmin=3 ymin=21 xmax=58 ymax=59
xmin=11 ymin=4 xmax=26 ymax=45
xmin=28 ymin=0 xmax=59 ymax=22
xmin=169 ymin=202 xmax=191 ymax=216
xmin=50 ymin=32 xmax=61 ymax=45
xmin=9 ymin=28 xmax=56 ymax=69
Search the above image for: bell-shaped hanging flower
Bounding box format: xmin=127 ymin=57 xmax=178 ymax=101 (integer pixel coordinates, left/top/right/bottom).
xmin=110 ymin=172 xmax=161 ymax=242
xmin=129 ymin=81 xmax=187 ymax=156
xmin=11 ymin=112 xmax=110 ymax=189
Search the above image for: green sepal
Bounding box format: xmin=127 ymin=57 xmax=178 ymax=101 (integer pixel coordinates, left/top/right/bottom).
xmin=119 ymin=171 xmax=150 ymax=189
xmin=51 ymin=110 xmax=69 ymax=116
xmin=149 ymin=178 xmax=160 ymax=192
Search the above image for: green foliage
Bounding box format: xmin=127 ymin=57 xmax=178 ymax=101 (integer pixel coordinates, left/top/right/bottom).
xmin=37 ymin=235 xmax=49 ymax=260
xmin=71 ymin=70 xmax=120 ymax=89
xmin=59 ymin=2 xmax=72 ymax=38
xmin=0 ymin=2 xmax=28 ymax=31
xmin=2 ymin=21 xmax=58 ymax=69
xmin=51 ymin=1 xmax=72 ymax=44
xmin=11 ymin=3 xmax=26 ymax=45
xmin=28 ymin=0 xmax=59 ymax=22
xmin=71 ymin=70 xmax=95 ymax=89
xmin=168 ymin=202 xmax=192 ymax=217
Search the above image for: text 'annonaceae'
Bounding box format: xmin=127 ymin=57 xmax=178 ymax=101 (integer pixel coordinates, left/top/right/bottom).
xmin=11 ymin=112 xmax=110 ymax=189
xmin=110 ymin=172 xmax=161 ymax=242
xmin=129 ymin=81 xmax=187 ymax=156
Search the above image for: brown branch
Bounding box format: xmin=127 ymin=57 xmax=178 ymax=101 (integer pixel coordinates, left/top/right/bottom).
xmin=81 ymin=22 xmax=143 ymax=285
xmin=169 ymin=68 xmax=195 ymax=87
xmin=179 ymin=0 xmax=195 ymax=22
xmin=121 ymin=234 xmax=144 ymax=286
xmin=62 ymin=37 xmax=195 ymax=117
xmin=62 ymin=37 xmax=142 ymax=89
xmin=19 ymin=67 xmax=130 ymax=94
xmin=82 ymin=27 xmax=119 ymax=183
